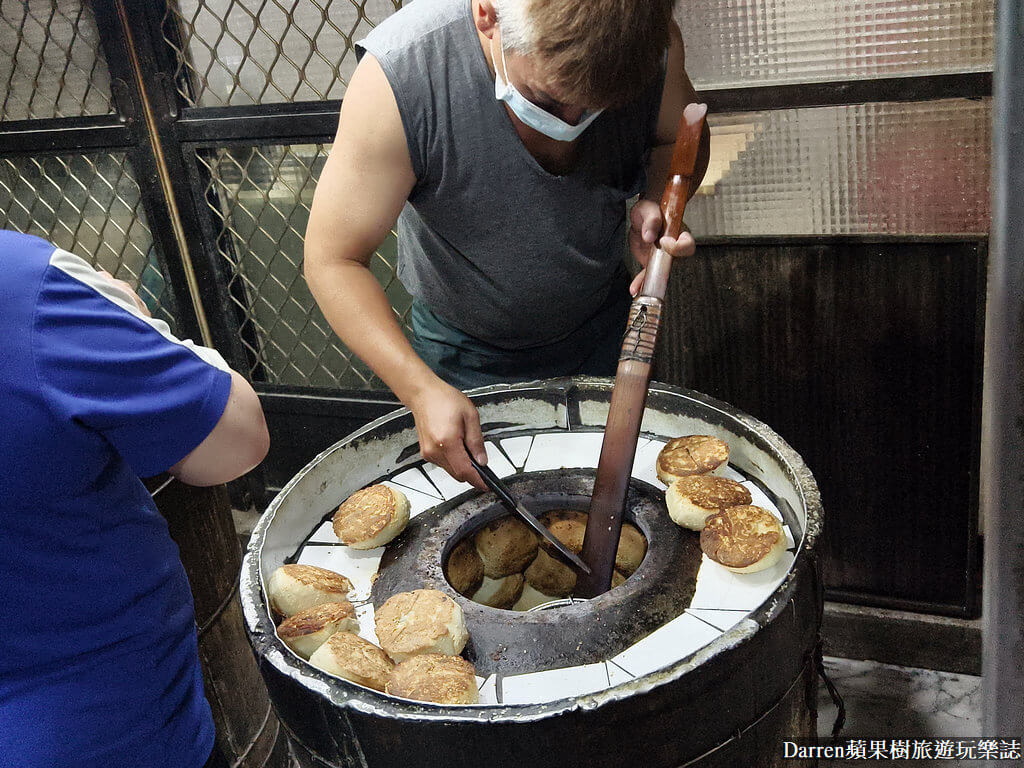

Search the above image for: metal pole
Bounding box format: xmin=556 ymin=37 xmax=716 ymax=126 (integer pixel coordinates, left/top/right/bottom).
xmin=981 ymin=0 xmax=1024 ymax=741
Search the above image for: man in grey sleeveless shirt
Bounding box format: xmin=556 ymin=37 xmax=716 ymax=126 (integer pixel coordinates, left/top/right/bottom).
xmin=305 ymin=0 xmax=709 ymax=487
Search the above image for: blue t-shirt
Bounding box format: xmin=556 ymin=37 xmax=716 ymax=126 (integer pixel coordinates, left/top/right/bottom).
xmin=0 ymin=231 xmax=232 ymax=768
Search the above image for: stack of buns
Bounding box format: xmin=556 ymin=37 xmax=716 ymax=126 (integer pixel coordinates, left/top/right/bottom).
xmin=665 ymin=475 xmax=751 ymax=531
xmin=656 ymin=435 xmax=730 ymax=484
xmin=658 ymin=435 xmax=787 ymax=574
xmin=444 ymin=510 xmax=647 ymax=609
xmin=267 ymin=563 xmax=353 ymax=617
xmin=700 ymin=505 xmax=786 ymax=574
xmin=268 ymin=561 xmax=477 ymax=702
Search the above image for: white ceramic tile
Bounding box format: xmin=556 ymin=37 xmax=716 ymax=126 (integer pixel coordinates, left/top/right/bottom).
xmin=483 ymin=442 xmax=517 ymax=478
xmin=500 ymin=663 xmax=609 ymax=704
xmin=688 ymin=552 xmax=796 ymax=611
xmin=606 ymin=660 xmax=637 ymax=687
xmin=631 ymin=438 xmax=666 ymax=487
xmin=499 ymin=436 xmax=534 ymax=469
xmin=388 ymin=467 xmax=443 ymax=500
xmin=296 ymin=544 xmax=384 ymax=604
xmin=686 ymin=608 xmax=750 ymax=633
xmin=477 ymin=674 xmax=499 ymax=706
xmin=719 ymin=464 xmax=746 ymax=483
xmin=353 ymin=602 xmax=379 ymax=645
xmin=307 ymin=520 xmax=338 ymax=543
xmin=381 ymin=481 xmax=440 ymax=519
xmin=523 ymin=432 xmax=605 ymax=472
xmin=740 ymin=480 xmax=780 ymax=517
xmin=422 ymin=463 xmax=475 ymax=501
xmin=611 ymin=612 xmax=722 ymax=678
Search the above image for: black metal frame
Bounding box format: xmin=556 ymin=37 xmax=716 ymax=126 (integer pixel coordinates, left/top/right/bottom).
xmin=0 ymin=0 xmax=992 ymax=614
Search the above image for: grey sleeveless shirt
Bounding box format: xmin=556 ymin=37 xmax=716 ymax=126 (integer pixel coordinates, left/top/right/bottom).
xmin=358 ymin=0 xmax=663 ymax=350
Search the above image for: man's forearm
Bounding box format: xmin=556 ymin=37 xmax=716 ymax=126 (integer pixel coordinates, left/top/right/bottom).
xmin=305 ymin=257 xmax=438 ymax=403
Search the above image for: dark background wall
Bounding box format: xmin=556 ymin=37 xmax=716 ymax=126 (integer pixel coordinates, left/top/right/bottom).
xmin=654 ymin=238 xmax=984 ymax=616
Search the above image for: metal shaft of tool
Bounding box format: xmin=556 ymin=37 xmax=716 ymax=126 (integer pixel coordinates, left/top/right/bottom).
xmin=576 ymin=103 xmax=707 ymax=597
xmin=469 ymin=455 xmax=591 ymax=574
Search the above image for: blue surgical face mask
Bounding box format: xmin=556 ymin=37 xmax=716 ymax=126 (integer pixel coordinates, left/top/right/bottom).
xmin=493 ymin=38 xmax=602 ymax=142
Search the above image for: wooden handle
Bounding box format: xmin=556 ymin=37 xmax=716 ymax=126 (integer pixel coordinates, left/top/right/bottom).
xmin=576 ymin=103 xmax=708 ymax=598
xmin=640 ymin=103 xmax=708 ymax=303
xmin=662 ymin=102 xmax=708 ymax=240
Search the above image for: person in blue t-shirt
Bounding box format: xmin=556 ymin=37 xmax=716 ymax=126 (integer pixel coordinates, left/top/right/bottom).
xmin=0 ymin=230 xmax=270 ymax=768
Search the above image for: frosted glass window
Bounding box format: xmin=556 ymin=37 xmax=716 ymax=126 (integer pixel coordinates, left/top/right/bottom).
xmin=689 ymin=99 xmax=991 ymax=236
xmin=679 ymin=0 xmax=994 ymax=89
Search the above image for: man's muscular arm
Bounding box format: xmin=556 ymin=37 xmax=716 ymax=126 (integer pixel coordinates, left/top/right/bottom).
xmin=304 ymin=54 xmax=487 ymax=488
xmin=629 ymin=22 xmax=711 ymax=295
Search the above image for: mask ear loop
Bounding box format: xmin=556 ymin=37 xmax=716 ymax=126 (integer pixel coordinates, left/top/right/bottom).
xmin=491 ymin=35 xmax=508 ymax=89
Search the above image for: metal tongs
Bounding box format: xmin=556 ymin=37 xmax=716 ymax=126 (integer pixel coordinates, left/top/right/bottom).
xmin=468 ymin=455 xmax=591 ymax=574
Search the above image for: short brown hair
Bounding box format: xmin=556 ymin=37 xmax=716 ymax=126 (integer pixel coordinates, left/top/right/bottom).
xmin=518 ymin=0 xmax=676 ymax=108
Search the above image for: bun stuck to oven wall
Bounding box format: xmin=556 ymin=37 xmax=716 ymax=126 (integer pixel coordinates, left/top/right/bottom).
xmin=666 ymin=475 xmax=752 ymax=531
xmin=332 ymin=484 xmax=410 ymax=549
xmin=386 ymin=653 xmax=479 ymax=705
xmin=470 ymin=573 xmax=525 ymax=609
xmin=615 ymin=522 xmax=647 ymax=575
xmin=308 ymin=631 xmax=394 ymax=692
xmin=700 ymin=505 xmax=787 ymax=574
xmin=656 ymin=435 xmax=730 ymax=484
xmin=524 ymin=547 xmax=577 ymax=597
xmin=444 ymin=537 xmax=485 ymax=597
xmin=375 ymin=589 xmax=468 ymax=662
xmin=474 ymin=516 xmax=539 ymax=578
xmin=267 ymin=564 xmax=353 ymax=617
xmin=276 ymin=600 xmax=358 ymax=659
xmin=538 ymin=509 xmax=588 ymax=556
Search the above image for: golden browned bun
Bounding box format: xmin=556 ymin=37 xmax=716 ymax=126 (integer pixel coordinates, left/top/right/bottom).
xmin=524 ymin=548 xmax=576 ymax=597
xmin=470 ymin=574 xmax=525 ymax=609
xmin=474 ymin=516 xmax=539 ymax=578
xmin=444 ymin=538 xmax=484 ymax=597
xmin=700 ymin=505 xmax=787 ymax=573
xmin=267 ymin=564 xmax=353 ymax=618
xmin=615 ymin=523 xmax=647 ymax=576
xmin=656 ymin=435 xmax=730 ymax=484
xmin=666 ymin=475 xmax=752 ymax=530
xmin=276 ymin=601 xmax=358 ymax=659
xmin=375 ymin=589 xmax=468 ymax=662
xmin=538 ymin=509 xmax=588 ymax=556
xmin=308 ymin=631 xmax=394 ymax=691
xmin=332 ymin=484 xmax=410 ymax=549
xmin=386 ymin=654 xmax=479 ymax=705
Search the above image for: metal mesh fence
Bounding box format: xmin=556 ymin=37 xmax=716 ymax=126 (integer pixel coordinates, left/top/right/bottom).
xmin=0 ymin=153 xmax=179 ymax=331
xmin=163 ymin=0 xmax=403 ymax=107
xmin=197 ymin=143 xmax=411 ymax=388
xmin=0 ymin=0 xmax=113 ymax=121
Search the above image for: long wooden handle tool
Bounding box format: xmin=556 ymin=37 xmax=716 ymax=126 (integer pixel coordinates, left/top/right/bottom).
xmin=575 ymin=102 xmax=708 ymax=597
